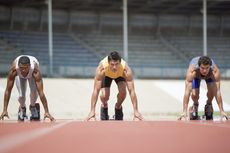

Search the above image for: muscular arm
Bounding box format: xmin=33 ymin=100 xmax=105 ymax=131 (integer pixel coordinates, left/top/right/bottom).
xmin=212 ymin=65 xmax=228 ymax=119
xmin=3 ymin=64 xmax=17 ymax=111
xmin=85 ymin=64 xmax=104 ymax=121
xmin=33 ymin=65 xmax=54 ymax=121
xmin=90 ymin=65 xmax=103 ymax=112
xmin=178 ymin=65 xmax=195 ymax=120
xmin=0 ymin=62 xmax=17 ymax=120
xmin=215 ymin=80 xmax=224 ymax=112
xmin=182 ymin=79 xmax=192 ymax=115
xmin=124 ymin=65 xmax=143 ymax=120
xmin=33 ymin=66 xmax=49 ymax=113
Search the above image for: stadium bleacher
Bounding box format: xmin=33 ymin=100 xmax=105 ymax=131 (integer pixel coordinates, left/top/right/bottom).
xmin=0 ymin=3 xmax=229 ymax=78
xmin=0 ymin=31 xmax=100 ymax=76
xmin=165 ymin=35 xmax=230 ymax=69
xmin=0 ymin=30 xmax=229 ymax=78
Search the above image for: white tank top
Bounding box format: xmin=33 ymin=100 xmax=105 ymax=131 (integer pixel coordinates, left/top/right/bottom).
xmin=15 ymin=55 xmax=39 ymax=79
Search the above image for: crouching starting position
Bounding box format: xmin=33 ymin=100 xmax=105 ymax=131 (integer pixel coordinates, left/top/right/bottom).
xmin=0 ymin=55 xmax=55 ymax=121
xmin=85 ymin=51 xmax=143 ymax=121
xmin=178 ymin=56 xmax=228 ymax=120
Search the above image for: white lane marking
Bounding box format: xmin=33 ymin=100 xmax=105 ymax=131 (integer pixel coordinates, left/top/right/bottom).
xmin=0 ymin=120 xmax=73 ymax=153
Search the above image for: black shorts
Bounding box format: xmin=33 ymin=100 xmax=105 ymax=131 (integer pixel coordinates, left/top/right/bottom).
xmin=101 ymin=76 xmax=126 ymax=88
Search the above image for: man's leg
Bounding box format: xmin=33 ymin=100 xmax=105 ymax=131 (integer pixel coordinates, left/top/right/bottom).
xmin=100 ymin=88 xmax=110 ymax=120
xmin=114 ymin=78 xmax=126 ymax=120
xmin=191 ymin=88 xmax=200 ymax=105
xmin=100 ymin=88 xmax=110 ymax=108
xmin=190 ymin=78 xmax=200 ymax=120
xmin=205 ymin=82 xmax=215 ymax=120
xmin=28 ymin=77 xmax=38 ymax=106
xmin=28 ymin=77 xmax=40 ymax=120
xmin=100 ymin=76 xmax=112 ymax=120
xmin=115 ymin=81 xmax=126 ymax=108
xmin=206 ymin=83 xmax=215 ymax=103
xmin=191 ymin=78 xmax=200 ymax=104
xmin=15 ymin=76 xmax=27 ymax=121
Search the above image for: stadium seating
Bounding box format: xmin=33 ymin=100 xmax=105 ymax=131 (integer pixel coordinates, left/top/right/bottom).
xmin=0 ymin=31 xmax=99 ymax=76
xmin=76 ymin=32 xmax=184 ymax=68
xmin=0 ymin=6 xmax=229 ymax=78
xmin=165 ymin=35 xmax=230 ymax=69
xmin=0 ymin=30 xmax=229 ymax=78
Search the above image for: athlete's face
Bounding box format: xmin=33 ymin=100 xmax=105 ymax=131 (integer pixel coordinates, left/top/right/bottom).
xmin=18 ymin=63 xmax=30 ymax=77
xmin=199 ymin=64 xmax=211 ymax=76
xmin=109 ymin=60 xmax=121 ymax=73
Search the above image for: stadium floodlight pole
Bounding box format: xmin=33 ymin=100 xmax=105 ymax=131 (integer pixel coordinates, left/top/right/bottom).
xmin=123 ymin=0 xmax=128 ymax=63
xmin=203 ymin=0 xmax=207 ymax=56
xmin=47 ymin=0 xmax=53 ymax=76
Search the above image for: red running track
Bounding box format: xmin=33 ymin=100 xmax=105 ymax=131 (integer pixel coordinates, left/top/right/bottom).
xmin=0 ymin=120 xmax=230 ymax=153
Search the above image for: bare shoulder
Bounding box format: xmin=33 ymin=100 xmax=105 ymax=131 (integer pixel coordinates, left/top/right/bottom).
xmin=8 ymin=61 xmax=17 ymax=79
xmin=188 ymin=64 xmax=196 ymax=72
xmin=186 ymin=64 xmax=196 ymax=82
xmin=212 ymin=64 xmax=219 ymax=73
xmin=33 ymin=63 xmax=42 ymax=80
xmin=33 ymin=63 xmax=40 ymax=74
xmin=95 ymin=63 xmax=105 ymax=80
xmin=124 ymin=64 xmax=131 ymax=73
xmin=123 ymin=64 xmax=133 ymax=81
xmin=211 ymin=64 xmax=220 ymax=81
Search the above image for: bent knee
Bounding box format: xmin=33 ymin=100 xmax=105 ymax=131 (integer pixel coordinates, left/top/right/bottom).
xmin=100 ymin=94 xmax=109 ymax=102
xmin=191 ymin=93 xmax=199 ymax=101
xmin=30 ymin=92 xmax=38 ymax=103
xmin=118 ymin=90 xmax=126 ymax=98
xmin=18 ymin=96 xmax=26 ymax=103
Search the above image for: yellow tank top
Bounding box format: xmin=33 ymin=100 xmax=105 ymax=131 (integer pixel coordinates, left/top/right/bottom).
xmin=101 ymin=56 xmax=126 ymax=79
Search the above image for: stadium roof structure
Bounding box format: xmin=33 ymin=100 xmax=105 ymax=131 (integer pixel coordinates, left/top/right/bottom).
xmin=0 ymin=0 xmax=230 ymax=15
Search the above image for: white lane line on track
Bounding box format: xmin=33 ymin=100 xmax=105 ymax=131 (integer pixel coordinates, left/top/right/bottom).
xmin=0 ymin=120 xmax=73 ymax=153
xmin=179 ymin=121 xmax=230 ymax=129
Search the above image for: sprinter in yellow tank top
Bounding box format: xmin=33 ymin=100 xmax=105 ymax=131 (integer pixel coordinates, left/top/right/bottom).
xmin=85 ymin=51 xmax=143 ymax=121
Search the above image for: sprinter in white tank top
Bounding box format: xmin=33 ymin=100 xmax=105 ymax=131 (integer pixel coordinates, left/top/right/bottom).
xmin=0 ymin=55 xmax=54 ymax=121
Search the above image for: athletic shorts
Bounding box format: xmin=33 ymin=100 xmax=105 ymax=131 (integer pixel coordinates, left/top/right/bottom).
xmin=192 ymin=78 xmax=214 ymax=89
xmin=101 ymin=76 xmax=126 ymax=88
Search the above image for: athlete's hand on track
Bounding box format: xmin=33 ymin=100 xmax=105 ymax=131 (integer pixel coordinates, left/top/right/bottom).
xmin=44 ymin=112 xmax=55 ymax=122
xmin=0 ymin=111 xmax=9 ymax=120
xmin=178 ymin=112 xmax=187 ymax=120
xmin=220 ymin=111 xmax=229 ymax=121
xmin=85 ymin=111 xmax=96 ymax=121
xmin=133 ymin=111 xmax=143 ymax=121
